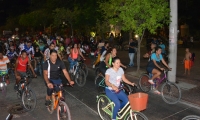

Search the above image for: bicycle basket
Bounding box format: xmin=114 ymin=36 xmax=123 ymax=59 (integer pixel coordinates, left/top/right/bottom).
xmin=128 ymin=92 xmax=148 ymax=111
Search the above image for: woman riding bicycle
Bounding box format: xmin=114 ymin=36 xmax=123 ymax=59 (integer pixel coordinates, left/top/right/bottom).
xmin=68 ymin=43 xmax=85 ymax=73
xmin=146 ymin=46 xmax=171 ymax=94
xmin=105 ymin=57 xmax=135 ymax=120
xmin=99 ymin=47 xmax=126 ymax=75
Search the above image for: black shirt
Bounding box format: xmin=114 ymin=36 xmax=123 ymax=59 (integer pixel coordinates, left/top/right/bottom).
xmin=43 ymin=59 xmax=66 ymax=79
xmin=34 ymin=49 xmax=42 ymax=57
xmin=129 ymin=42 xmax=135 ymax=53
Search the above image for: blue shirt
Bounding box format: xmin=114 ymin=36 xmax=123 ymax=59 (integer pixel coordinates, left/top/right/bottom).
xmin=159 ymin=44 xmax=165 ymax=54
xmin=151 ymin=53 xmax=163 ymax=62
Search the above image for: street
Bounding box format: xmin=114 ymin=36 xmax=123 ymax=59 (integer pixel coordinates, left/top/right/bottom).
xmin=1 ymin=48 xmax=200 ymax=120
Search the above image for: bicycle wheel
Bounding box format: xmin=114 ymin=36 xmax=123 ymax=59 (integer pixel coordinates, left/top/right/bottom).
xmin=22 ymin=88 xmax=37 ymax=111
xmin=57 ymin=101 xmax=71 ymax=120
xmin=94 ymin=75 xmax=105 ymax=93
xmin=123 ymin=83 xmax=132 ymax=95
xmin=75 ymin=69 xmax=86 ymax=87
xmin=27 ymin=69 xmax=33 ymax=78
xmin=97 ymin=95 xmax=113 ymax=120
xmin=161 ymin=82 xmax=181 ymax=104
xmin=138 ymin=74 xmax=151 ymax=93
xmin=1 ymin=82 xmax=7 ymax=97
xmin=182 ymin=115 xmax=200 ymax=120
xmin=124 ymin=111 xmax=148 ymax=120
xmin=81 ymin=63 xmax=88 ymax=77
xmin=95 ymin=67 xmax=101 ymax=76
xmin=47 ymin=95 xmax=55 ymax=114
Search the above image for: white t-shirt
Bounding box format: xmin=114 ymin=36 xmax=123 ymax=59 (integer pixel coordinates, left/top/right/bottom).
xmin=105 ymin=67 xmax=124 ymax=90
xmin=0 ymin=56 xmax=10 ymax=71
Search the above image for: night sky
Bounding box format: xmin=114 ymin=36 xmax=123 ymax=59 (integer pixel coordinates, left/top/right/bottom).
xmin=0 ymin=0 xmax=200 ymax=30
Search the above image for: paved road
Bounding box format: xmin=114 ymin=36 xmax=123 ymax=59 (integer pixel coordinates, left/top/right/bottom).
xmin=1 ymin=46 xmax=200 ymax=120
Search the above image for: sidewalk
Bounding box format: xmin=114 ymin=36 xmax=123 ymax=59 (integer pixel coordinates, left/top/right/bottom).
xmin=84 ymin=43 xmax=200 ymax=106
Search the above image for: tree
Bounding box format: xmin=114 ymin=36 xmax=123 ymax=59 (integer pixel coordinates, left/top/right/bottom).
xmin=19 ymin=9 xmax=52 ymax=31
xmin=53 ymin=7 xmax=80 ymax=36
xmin=99 ymin=0 xmax=170 ymax=73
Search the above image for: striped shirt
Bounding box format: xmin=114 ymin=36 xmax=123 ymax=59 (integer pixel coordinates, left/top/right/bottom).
xmin=0 ymin=56 xmax=10 ymax=71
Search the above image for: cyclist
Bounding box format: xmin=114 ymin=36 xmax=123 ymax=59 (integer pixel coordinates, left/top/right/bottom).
xmin=6 ymin=46 xmax=18 ymax=63
xmin=105 ymin=57 xmax=135 ymax=120
xmin=20 ymin=40 xmax=35 ymax=60
xmin=146 ymin=47 xmax=171 ymax=94
xmin=0 ymin=51 xmax=10 ymax=71
xmin=43 ymin=49 xmax=74 ymax=106
xmin=34 ymin=45 xmax=44 ymax=71
xmin=14 ymin=50 xmax=37 ymax=90
xmin=68 ymin=43 xmax=86 ymax=73
xmin=99 ymin=47 xmax=126 ymax=75
xmin=44 ymin=43 xmax=62 ymax=61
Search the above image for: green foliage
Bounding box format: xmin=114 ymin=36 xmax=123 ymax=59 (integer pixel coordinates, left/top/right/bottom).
xmin=53 ymin=7 xmax=80 ymax=28
xmin=19 ymin=9 xmax=52 ymax=28
xmin=99 ymin=0 xmax=170 ymax=36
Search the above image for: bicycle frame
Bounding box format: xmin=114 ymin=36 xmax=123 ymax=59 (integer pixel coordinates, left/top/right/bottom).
xmin=52 ymin=89 xmax=63 ymax=110
xmin=101 ymin=100 xmax=134 ymax=120
xmin=150 ymin=71 xmax=168 ymax=87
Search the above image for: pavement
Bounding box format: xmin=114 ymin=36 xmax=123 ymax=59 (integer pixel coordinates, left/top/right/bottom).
xmin=0 ymin=41 xmax=200 ymax=120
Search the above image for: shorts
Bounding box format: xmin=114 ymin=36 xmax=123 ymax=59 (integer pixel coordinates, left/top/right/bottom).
xmin=146 ymin=67 xmax=154 ymax=73
xmin=16 ymin=71 xmax=27 ymax=77
xmin=46 ymin=79 xmax=62 ymax=96
xmin=184 ymin=60 xmax=191 ymax=69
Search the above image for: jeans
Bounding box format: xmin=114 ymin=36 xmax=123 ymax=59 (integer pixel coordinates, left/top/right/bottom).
xmin=68 ymin=57 xmax=77 ymax=70
xmin=105 ymin=88 xmax=128 ymax=119
xmin=129 ymin=53 xmax=135 ymax=66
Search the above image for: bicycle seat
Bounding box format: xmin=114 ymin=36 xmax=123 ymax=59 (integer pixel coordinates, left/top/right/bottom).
xmin=53 ymin=84 xmax=63 ymax=93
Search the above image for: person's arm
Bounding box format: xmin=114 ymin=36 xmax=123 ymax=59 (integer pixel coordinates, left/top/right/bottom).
xmin=78 ymin=49 xmax=85 ymax=60
xmin=122 ymin=74 xmax=135 ymax=86
xmin=104 ymin=54 xmax=111 ymax=68
xmin=40 ymin=51 xmax=44 ymax=56
xmin=161 ymin=59 xmax=170 ymax=69
xmin=28 ymin=58 xmax=37 ymax=77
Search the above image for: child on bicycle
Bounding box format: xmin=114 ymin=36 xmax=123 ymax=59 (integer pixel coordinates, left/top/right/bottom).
xmin=146 ymin=47 xmax=171 ymax=94
xmin=105 ymin=57 xmax=135 ymax=120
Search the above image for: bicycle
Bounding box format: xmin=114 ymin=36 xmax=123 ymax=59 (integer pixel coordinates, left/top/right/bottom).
xmin=138 ymin=69 xmax=181 ymax=104
xmin=182 ymin=115 xmax=200 ymax=120
xmin=0 ymin=70 xmax=9 ymax=97
xmin=47 ymin=84 xmax=71 ymax=120
xmin=78 ymin=59 xmax=88 ymax=77
xmin=96 ymin=94 xmax=148 ymax=120
xmin=68 ymin=60 xmax=86 ymax=87
xmin=94 ymin=73 xmax=137 ymax=95
xmin=16 ymin=75 xmax=37 ymax=111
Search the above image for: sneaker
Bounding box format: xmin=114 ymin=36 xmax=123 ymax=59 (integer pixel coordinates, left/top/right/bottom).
xmin=92 ymin=65 xmax=95 ymax=68
xmin=45 ymin=100 xmax=51 ymax=107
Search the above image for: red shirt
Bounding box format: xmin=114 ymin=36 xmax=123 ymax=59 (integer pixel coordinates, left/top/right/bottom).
xmin=16 ymin=56 xmax=29 ymax=72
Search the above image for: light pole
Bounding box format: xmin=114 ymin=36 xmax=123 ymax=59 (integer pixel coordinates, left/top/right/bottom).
xmin=168 ymin=0 xmax=178 ymax=82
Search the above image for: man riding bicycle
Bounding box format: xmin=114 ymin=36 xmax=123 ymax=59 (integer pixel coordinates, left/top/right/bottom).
xmin=14 ymin=50 xmax=37 ymax=90
xmin=43 ymin=49 xmax=74 ymax=106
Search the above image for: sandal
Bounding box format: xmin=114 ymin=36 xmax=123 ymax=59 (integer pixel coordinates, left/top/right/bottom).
xmin=148 ymin=80 xmax=154 ymax=85
xmin=153 ymin=90 xmax=161 ymax=95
